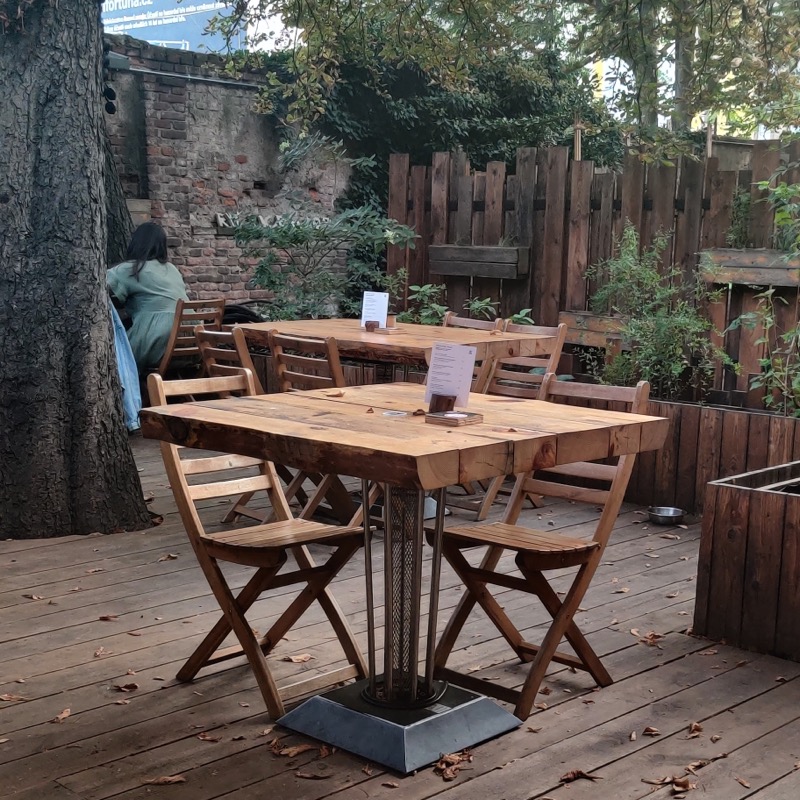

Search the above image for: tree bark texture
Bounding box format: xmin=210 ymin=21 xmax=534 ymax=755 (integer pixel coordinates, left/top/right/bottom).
xmin=0 ymin=0 xmax=151 ymax=537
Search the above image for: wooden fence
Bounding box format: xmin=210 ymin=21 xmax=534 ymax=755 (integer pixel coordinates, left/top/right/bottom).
xmin=387 ymin=141 xmax=800 ymax=409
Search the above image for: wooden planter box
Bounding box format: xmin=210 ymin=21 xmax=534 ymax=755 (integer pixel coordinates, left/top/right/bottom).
xmin=694 ymin=461 xmax=800 ymax=662
xmin=429 ymin=245 xmax=529 ymax=279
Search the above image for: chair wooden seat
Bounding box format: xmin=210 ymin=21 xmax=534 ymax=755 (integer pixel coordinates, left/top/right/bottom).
xmin=434 ymin=374 xmax=650 ymax=719
xmin=149 ymin=369 xmax=367 ymax=719
xmin=442 ymin=522 xmax=599 ymax=568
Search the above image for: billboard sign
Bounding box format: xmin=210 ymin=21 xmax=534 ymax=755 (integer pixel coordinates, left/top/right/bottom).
xmin=102 ymin=0 xmax=229 ymax=53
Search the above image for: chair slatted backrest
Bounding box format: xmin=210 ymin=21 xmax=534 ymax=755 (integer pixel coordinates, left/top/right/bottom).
xmin=267 ymin=330 xmax=345 ymax=392
xmin=485 ymin=323 xmax=567 ymax=398
xmin=195 ymin=326 xmax=265 ymax=394
xmin=147 ymin=371 xmax=292 ymax=535
xmin=158 ymin=299 xmax=226 ymax=376
xmin=515 ymin=373 xmax=651 ymax=530
xmin=442 ymin=311 xmax=504 ymax=331
xmin=441 ymin=312 xmax=505 ymax=392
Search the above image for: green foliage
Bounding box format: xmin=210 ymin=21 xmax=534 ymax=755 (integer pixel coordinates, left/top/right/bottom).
xmin=237 ymin=199 xmax=416 ymax=320
xmin=758 ymin=170 xmax=800 ymax=257
xmin=587 ymin=225 xmax=729 ymax=400
xmin=323 ymin=52 xmax=622 ymax=209
xmin=463 ymin=297 xmax=499 ymax=320
xmin=508 ymin=308 xmax=536 ymax=325
xmin=729 ymin=288 xmax=800 ymax=416
xmin=397 ymin=284 xmax=448 ymax=325
xmin=726 ymin=188 xmax=752 ymax=249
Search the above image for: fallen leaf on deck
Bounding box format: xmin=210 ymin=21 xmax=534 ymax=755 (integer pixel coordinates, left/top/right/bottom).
xmin=666 ymin=592 xmax=679 ymax=598
xmin=434 ymin=750 xmax=473 ymax=781
xmin=526 ymin=726 xmax=542 ymax=733
xmin=280 ymin=743 xmax=317 ymax=757
xmin=630 ymin=628 xmax=641 ymax=636
xmin=710 ymin=734 xmax=721 ymax=743
xmin=776 ymin=676 xmax=788 ymax=682
xmin=318 ymin=745 xmax=335 ymax=758
xmin=677 ymin=524 xmax=688 ymax=529
xmin=382 ymin=781 xmax=399 ymax=788
xmin=539 ymin=686 xmax=552 ymax=695
xmin=560 ymin=769 xmax=601 ymax=783
xmin=150 ymin=515 xmax=164 ymax=526
xmin=22 ymin=594 xmax=43 ymax=600
xmin=686 ymin=759 xmax=709 ymax=774
xmin=0 ymin=694 xmax=27 ymax=702
xmin=197 ymin=732 xmax=221 ymax=742
xmin=86 ymin=568 xmax=104 ymax=574
xmin=794 ymin=762 xmax=800 ymax=770
xmin=15 ymin=679 xmax=25 ymax=684
xmin=126 ymin=669 xmax=137 ymax=675
xmin=699 ymin=649 xmax=718 ymax=656
xmin=639 ymin=631 xmax=665 ymax=647
xmin=258 ymin=727 xmax=274 ymax=737
xmin=630 ymin=731 xmax=637 ymax=741
xmin=283 ymin=653 xmax=315 ymax=663
xmin=324 ymin=390 xmax=345 ymax=397
xmin=366 ymin=407 xmax=374 ymax=413
xmin=268 ymin=738 xmax=283 ymax=755
xmin=642 ymin=776 xmax=672 ymax=786
xmin=295 ymin=772 xmax=331 ymax=780
xmin=232 ymin=735 xmax=246 ymax=741
xmin=113 ymin=683 xmax=139 ymax=693
xmin=735 ymin=776 xmax=751 ymax=788
xmin=114 ymin=699 xmax=130 ymax=705
xmin=94 ymin=647 xmax=110 ymax=658
xmin=660 ymin=533 xmax=681 ymax=540
xmin=0 ymin=738 xmax=8 ymax=743
xmin=362 ymin=764 xmax=374 ymax=776
xmin=51 ymin=708 xmax=71 ymax=723
xmin=142 ymin=775 xmax=186 ymax=785
xmin=127 ymin=631 xmax=142 ymax=636
xmin=614 ymin=587 xmax=630 ymax=593
xmin=642 ymin=726 xmax=661 ymax=736
xmin=687 ymin=721 xmax=703 ymax=738
xmin=157 ymin=553 xmax=179 ymax=562
xmin=239 ymin=702 xmax=250 ymax=707
xmin=534 ymin=702 xmax=548 ymax=710
xmin=412 ymin=408 xmax=426 ymax=416
xmin=582 ymin=699 xmax=595 ymax=705
xmin=98 ymin=615 xmax=118 ymax=621
xmin=672 ymin=775 xmax=697 ymax=791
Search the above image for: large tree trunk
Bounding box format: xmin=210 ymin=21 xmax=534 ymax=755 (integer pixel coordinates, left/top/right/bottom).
xmin=0 ymin=0 xmax=151 ymax=538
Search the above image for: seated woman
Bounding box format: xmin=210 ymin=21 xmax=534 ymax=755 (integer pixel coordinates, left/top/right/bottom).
xmin=107 ymin=222 xmax=189 ymax=373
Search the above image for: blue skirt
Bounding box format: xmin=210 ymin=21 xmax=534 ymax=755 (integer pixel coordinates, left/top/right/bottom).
xmin=110 ymin=303 xmax=142 ymax=431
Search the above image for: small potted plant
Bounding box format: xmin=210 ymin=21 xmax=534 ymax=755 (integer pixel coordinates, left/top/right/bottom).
xmin=382 ymin=267 xmax=408 ymax=329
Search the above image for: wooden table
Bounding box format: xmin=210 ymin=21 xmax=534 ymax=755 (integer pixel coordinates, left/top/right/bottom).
xmin=141 ymin=382 xmax=668 ymax=771
xmin=238 ymin=318 xmax=555 ymax=365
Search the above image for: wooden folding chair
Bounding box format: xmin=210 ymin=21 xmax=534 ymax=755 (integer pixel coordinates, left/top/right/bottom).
xmin=433 ymin=374 xmax=650 ymax=719
xmin=447 ymin=323 xmax=568 ymax=520
xmin=268 ymin=330 xmax=346 ymax=392
xmin=195 ymin=325 xmax=264 ymax=394
xmin=265 ymin=330 xmax=363 ymax=525
xmin=148 ymin=370 xmax=367 ymax=719
xmin=158 ymin=298 xmax=226 ymax=376
xmin=441 ymin=311 xmax=505 ymax=392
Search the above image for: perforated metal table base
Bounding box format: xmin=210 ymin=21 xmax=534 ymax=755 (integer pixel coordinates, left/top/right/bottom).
xmin=278 ymin=679 xmax=521 ymax=774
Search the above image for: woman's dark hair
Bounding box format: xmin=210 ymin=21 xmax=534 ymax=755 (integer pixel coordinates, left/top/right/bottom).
xmin=126 ymin=222 xmax=168 ymax=280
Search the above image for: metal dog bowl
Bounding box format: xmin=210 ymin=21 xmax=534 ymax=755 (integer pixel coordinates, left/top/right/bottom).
xmin=647 ymin=506 xmax=685 ymax=525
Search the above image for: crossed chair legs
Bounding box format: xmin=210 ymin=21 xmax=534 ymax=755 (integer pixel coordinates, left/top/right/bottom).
xmin=177 ymin=538 xmax=367 ymax=720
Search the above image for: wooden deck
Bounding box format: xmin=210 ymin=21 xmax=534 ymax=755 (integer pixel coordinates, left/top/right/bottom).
xmin=2 ymin=437 xmax=799 ymax=799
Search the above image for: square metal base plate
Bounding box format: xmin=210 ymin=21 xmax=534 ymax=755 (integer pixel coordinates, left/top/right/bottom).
xmin=278 ymin=679 xmax=520 ymax=774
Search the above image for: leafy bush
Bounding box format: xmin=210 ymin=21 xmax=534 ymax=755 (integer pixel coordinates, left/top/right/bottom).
xmin=237 ymin=199 xmax=416 ymax=320
xmin=587 ymin=224 xmax=729 ymax=400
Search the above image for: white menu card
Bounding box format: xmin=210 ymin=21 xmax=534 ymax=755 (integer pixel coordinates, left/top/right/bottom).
xmin=360 ymin=291 xmax=389 ymax=328
xmin=424 ymin=342 xmax=477 ymax=407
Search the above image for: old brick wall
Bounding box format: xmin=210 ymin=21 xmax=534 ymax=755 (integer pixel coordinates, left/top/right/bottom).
xmin=104 ymin=35 xmax=350 ymax=301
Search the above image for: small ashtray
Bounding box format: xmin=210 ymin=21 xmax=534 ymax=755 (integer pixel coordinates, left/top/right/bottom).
xmin=647 ymin=506 xmax=685 ymax=525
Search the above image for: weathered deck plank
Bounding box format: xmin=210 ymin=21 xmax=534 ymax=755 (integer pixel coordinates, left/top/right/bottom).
xmin=0 ymin=437 xmax=797 ymax=800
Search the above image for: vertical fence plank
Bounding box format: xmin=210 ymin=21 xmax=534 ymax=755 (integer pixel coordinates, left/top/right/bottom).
xmin=448 ymin=149 xmax=468 ymax=238
xmin=741 ymin=490 xmax=786 ymax=652
xmin=502 ymin=147 xmax=537 ymax=317
xmin=408 ymin=165 xmax=428 ymax=288
xmin=736 ymin=290 xmax=765 ymax=397
xmin=749 ymin=140 xmax=781 ymax=248
xmin=695 ymin=406 xmax=723 ymax=512
xmin=564 ymin=160 xmax=593 ymax=311
xmin=535 ymin=147 xmax=569 ymax=326
xmin=387 ymin=153 xmax=410 ymax=281
xmin=702 ymin=165 xmax=737 ymax=249
xmin=587 ymin=171 xmax=614 ymax=301
xmin=429 ymin=152 xmax=450 ymax=251
xmin=643 ymin=162 xmax=677 ymax=272
xmin=673 ymin=157 xmax=705 ymax=285
xmin=674 ymin=401 xmax=700 ymax=512
xmin=776 ymin=497 xmax=800 ymax=660
xmin=472 ymin=161 xmax=505 ymax=307
xmin=718 ymin=408 xmax=750 ymax=480
xmin=745 ymin=413 xmax=770 ymax=471
xmin=446 ymin=171 xmax=474 ymax=315
xmin=619 ymin=148 xmax=645 ymax=236
xmin=652 ymin=402 xmax=680 ymax=507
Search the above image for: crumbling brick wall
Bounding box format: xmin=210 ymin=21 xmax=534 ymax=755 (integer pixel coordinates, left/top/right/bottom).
xmin=104 ymin=35 xmax=350 ymax=301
